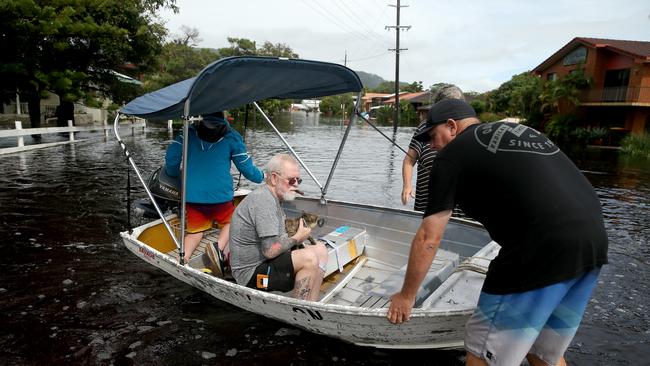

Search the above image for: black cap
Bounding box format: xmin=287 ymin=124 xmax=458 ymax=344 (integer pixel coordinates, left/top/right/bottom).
xmin=413 ymin=99 xmax=477 ymax=142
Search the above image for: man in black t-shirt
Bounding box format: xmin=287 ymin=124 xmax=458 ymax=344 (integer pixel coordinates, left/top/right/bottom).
xmin=386 ymin=99 xmax=608 ymax=366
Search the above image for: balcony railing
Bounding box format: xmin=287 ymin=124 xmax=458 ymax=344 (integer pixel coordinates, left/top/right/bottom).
xmin=581 ymin=86 xmax=650 ymax=103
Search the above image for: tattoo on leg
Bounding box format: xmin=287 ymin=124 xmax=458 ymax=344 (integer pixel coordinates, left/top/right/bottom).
xmin=294 ymin=277 xmax=312 ymax=300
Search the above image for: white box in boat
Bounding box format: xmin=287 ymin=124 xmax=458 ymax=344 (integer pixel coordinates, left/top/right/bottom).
xmin=319 ymin=226 xmax=366 ymax=277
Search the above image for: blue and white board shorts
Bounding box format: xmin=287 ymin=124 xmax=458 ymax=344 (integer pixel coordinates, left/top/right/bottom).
xmin=465 ymin=268 xmax=601 ymax=366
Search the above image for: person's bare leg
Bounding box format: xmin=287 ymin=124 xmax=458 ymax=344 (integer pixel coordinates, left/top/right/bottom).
xmin=466 ymin=352 xmax=488 ymax=366
xmin=527 ymin=353 xmax=567 ymax=366
xmin=309 ymin=242 xmax=329 ymax=296
xmin=217 ymin=223 xmax=230 ymax=253
xmin=183 ymin=232 xmax=204 ymax=263
xmin=291 ymin=249 xmax=321 ymax=301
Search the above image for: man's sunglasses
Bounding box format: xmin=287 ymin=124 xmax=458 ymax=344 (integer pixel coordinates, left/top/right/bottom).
xmin=274 ymin=172 xmax=303 ymax=186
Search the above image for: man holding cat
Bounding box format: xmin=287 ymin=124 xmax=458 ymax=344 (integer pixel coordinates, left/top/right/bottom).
xmin=229 ymin=153 xmax=329 ymax=301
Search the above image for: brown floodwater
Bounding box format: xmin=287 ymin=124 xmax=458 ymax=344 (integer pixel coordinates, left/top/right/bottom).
xmin=1 ymin=114 xmax=648 ymax=365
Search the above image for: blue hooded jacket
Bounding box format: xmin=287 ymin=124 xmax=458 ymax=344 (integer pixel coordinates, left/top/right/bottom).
xmin=164 ymin=117 xmax=264 ymax=204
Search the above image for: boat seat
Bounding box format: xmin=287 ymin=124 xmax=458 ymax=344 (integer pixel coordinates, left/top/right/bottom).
xmin=357 ymin=248 xmax=459 ymax=307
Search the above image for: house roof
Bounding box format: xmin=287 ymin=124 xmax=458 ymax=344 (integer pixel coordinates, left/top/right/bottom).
xmin=361 ymin=92 xmax=391 ymax=100
xmin=383 ymin=91 xmax=430 ymax=104
xmin=533 ymin=37 xmax=650 ymax=74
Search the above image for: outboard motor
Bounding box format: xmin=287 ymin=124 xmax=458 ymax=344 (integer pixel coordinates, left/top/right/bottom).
xmin=134 ymin=166 xmax=181 ymax=218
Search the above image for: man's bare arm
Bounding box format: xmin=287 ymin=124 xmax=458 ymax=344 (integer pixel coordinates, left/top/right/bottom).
xmin=261 ymin=234 xmax=296 ymax=259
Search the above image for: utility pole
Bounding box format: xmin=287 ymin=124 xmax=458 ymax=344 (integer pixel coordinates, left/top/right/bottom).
xmin=386 ymin=0 xmax=410 ymax=133
xmin=344 ymin=50 xmax=347 ymax=67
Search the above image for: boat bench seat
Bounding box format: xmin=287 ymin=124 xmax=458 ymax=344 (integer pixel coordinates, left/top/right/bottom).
xmin=355 ymin=248 xmax=460 ymax=307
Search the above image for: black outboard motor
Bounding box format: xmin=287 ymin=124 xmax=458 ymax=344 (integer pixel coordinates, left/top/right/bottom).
xmin=135 ymin=166 xmax=181 ymax=218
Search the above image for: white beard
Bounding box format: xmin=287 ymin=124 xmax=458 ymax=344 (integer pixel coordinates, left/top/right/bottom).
xmin=283 ymin=190 xmax=297 ymax=201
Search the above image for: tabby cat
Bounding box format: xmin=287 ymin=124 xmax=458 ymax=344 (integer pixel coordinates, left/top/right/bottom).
xmin=285 ymin=212 xmax=320 ymax=247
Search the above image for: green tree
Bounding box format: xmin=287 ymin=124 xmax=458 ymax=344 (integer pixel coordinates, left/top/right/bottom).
xmin=143 ymin=28 xmax=219 ymax=93
xmin=217 ymin=37 xmax=257 ymax=57
xmin=257 ymin=41 xmax=298 ymax=58
xmin=399 ymin=100 xmax=419 ymax=126
xmin=402 ymin=81 xmax=423 ymax=93
xmin=320 ymin=94 xmax=353 ymax=117
xmin=0 ymin=0 xmax=176 ymax=127
xmin=539 ymin=68 xmax=590 ymax=116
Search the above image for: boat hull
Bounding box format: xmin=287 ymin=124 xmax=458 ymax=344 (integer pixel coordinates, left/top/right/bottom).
xmin=120 ymin=197 xmax=495 ymax=349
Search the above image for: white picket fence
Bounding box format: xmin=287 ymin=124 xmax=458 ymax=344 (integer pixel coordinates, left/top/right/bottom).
xmin=0 ymin=119 xmax=146 ymax=155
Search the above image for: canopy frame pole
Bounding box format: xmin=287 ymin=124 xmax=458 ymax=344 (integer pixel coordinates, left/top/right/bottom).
xmin=321 ymin=92 xmax=363 ymax=201
xmin=177 ymin=99 xmax=192 ymax=265
xmin=252 ymin=102 xmax=323 ymax=192
xmin=112 ymin=113 xmax=181 ymax=250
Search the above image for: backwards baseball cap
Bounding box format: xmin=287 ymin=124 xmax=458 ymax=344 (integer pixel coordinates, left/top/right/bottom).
xmin=413 ymin=98 xmax=477 ymax=142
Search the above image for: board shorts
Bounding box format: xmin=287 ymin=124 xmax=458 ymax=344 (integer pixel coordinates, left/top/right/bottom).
xmin=185 ymin=201 xmax=235 ymax=234
xmin=465 ymin=267 xmax=601 ymax=366
xmin=245 ymin=251 xmax=295 ymax=293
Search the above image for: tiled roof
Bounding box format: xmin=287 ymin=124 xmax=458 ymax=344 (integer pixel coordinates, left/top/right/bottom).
xmin=533 ymin=37 xmax=650 ymax=73
xmin=579 ymin=37 xmax=650 ymax=58
xmin=384 ymin=91 xmax=430 ymax=104
xmin=361 ymin=93 xmax=391 ymax=100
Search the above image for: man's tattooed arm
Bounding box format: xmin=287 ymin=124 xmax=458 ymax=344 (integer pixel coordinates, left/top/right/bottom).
xmin=261 ymin=234 xmax=297 ymax=259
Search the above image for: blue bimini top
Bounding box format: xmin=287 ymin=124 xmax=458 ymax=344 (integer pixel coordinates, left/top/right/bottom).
xmin=120 ymin=56 xmax=363 ymax=120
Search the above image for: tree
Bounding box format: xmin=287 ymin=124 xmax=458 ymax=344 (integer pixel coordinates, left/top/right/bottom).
xmin=402 ymin=81 xmax=423 ymax=93
xmin=0 ymin=0 xmax=176 ymax=127
xmin=258 ymin=41 xmax=298 ymax=58
xmin=217 ymin=37 xmax=257 ymax=57
xmin=143 ymin=42 xmax=218 ymax=93
xmin=320 ymin=94 xmax=353 ymax=117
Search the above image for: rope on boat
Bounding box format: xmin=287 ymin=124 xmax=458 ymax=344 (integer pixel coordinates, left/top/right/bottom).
xmin=356 ymin=113 xmax=417 ymax=160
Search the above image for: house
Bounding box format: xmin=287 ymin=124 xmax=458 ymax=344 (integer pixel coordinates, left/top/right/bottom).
xmin=361 ymin=93 xmax=391 ymax=113
xmin=532 ymin=37 xmax=650 ymax=137
xmin=383 ymin=91 xmax=432 ymax=121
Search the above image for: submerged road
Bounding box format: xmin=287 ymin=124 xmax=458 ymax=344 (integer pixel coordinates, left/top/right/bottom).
xmin=1 ymin=117 xmax=649 ymax=365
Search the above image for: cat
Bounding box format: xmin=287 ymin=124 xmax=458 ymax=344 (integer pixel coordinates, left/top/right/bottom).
xmin=285 ymin=212 xmax=320 ymax=248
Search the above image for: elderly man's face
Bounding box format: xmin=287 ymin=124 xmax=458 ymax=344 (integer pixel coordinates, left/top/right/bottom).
xmin=273 ymin=161 xmax=301 ymax=201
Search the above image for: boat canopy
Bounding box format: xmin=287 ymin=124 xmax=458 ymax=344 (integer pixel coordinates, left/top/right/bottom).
xmin=120 ymin=56 xmax=363 ymax=120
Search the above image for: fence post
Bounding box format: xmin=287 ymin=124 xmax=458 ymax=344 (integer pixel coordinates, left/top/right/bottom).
xmin=68 ymin=120 xmax=74 ymax=142
xmin=15 ymin=121 xmax=24 ymax=147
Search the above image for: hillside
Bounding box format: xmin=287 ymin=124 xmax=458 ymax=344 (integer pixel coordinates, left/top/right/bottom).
xmin=354 ymin=70 xmax=385 ymax=89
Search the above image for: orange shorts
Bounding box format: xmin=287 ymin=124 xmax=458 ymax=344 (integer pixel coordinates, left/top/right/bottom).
xmin=185 ymin=202 xmax=235 ymax=234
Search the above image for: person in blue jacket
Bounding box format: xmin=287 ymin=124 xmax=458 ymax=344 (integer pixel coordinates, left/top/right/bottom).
xmin=165 ymin=111 xmax=264 ymax=274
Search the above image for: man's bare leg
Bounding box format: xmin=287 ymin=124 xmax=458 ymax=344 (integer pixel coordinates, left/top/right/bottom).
xmin=183 ymin=232 xmax=204 ymax=263
xmin=527 ymin=353 xmax=567 ymax=366
xmin=217 ymin=223 xmax=230 ymax=253
xmin=291 ymin=244 xmax=327 ymax=301
xmin=466 ymin=352 xmax=488 ymax=366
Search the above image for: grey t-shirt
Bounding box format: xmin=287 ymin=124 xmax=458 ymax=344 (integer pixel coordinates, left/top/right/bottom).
xmin=229 ymin=184 xmax=286 ymax=285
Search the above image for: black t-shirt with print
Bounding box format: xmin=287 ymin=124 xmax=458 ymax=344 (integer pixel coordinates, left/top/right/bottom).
xmin=425 ymin=122 xmax=608 ymax=294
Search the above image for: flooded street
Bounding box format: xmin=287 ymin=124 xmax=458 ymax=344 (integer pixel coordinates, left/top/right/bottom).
xmin=1 ymin=113 xmax=649 ymax=365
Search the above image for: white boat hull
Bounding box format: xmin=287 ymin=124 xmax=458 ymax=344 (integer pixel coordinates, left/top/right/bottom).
xmin=120 ymin=197 xmax=499 ymax=349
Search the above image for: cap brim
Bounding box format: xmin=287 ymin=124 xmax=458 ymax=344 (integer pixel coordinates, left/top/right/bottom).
xmin=413 ymin=126 xmax=432 ymax=143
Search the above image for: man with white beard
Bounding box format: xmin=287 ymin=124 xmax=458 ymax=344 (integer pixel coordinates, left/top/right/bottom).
xmin=229 ymin=153 xmax=328 ymax=301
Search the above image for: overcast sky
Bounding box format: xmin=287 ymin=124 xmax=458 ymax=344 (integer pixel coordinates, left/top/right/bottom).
xmin=159 ymin=0 xmax=649 ymax=93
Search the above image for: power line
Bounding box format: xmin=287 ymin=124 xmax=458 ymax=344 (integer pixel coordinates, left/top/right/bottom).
xmin=332 ymin=0 xmax=393 ymax=48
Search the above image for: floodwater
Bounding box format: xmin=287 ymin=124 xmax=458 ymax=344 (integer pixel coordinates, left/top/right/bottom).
xmin=1 ymin=112 xmax=648 ymax=365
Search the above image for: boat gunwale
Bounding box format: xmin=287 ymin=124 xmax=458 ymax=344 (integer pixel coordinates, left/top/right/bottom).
xmin=121 ymin=206 xmax=481 ymax=319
